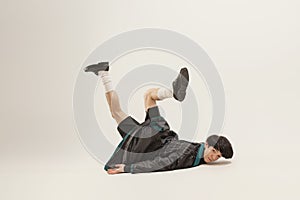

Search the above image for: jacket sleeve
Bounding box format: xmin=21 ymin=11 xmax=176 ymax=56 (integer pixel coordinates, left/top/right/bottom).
xmin=124 ymin=152 xmax=179 ymax=174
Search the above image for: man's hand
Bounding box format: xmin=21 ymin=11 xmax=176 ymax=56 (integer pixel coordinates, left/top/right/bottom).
xmin=107 ymin=164 xmax=125 ymax=175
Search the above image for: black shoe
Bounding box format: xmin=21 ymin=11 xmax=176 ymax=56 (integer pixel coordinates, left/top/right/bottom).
xmin=172 ymin=67 xmax=189 ymax=102
xmin=84 ymin=62 xmax=109 ymax=75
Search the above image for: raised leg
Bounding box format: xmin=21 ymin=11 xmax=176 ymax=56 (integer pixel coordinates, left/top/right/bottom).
xmin=143 ymin=87 xmax=174 ymax=111
xmin=105 ymin=90 xmax=128 ymax=124
xmin=143 ymin=67 xmax=190 ymax=111
xmin=84 ymin=62 xmax=128 ymax=125
xmin=144 ymin=88 xmax=160 ymax=111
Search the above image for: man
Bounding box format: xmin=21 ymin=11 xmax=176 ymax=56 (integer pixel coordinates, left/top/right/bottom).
xmin=84 ymin=62 xmax=233 ymax=174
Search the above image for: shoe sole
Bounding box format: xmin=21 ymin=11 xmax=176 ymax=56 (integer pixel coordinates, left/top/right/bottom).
xmin=173 ymin=67 xmax=189 ymax=102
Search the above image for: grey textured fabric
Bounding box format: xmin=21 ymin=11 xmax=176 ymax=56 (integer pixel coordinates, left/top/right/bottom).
xmin=104 ymin=106 xmax=205 ymax=173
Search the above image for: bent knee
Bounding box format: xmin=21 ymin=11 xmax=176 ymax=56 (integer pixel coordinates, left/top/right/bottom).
xmin=111 ymin=111 xmax=128 ymax=124
xmin=144 ymin=88 xmax=153 ymax=97
xmin=144 ymin=88 xmax=159 ymax=99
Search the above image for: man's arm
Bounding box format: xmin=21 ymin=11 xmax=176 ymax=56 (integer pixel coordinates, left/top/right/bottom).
xmin=107 ymin=152 xmax=179 ymax=175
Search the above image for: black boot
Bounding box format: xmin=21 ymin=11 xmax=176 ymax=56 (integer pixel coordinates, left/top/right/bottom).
xmin=172 ymin=67 xmax=189 ymax=102
xmin=84 ymin=62 xmax=109 ymax=75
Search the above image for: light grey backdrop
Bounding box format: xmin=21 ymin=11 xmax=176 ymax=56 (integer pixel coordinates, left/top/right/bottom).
xmin=1 ymin=0 xmax=299 ymax=200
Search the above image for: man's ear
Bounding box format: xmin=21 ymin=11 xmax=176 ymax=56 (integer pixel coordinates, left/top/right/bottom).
xmin=205 ymin=142 xmax=208 ymax=148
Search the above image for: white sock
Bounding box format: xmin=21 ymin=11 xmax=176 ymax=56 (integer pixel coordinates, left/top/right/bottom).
xmin=157 ymin=87 xmax=173 ymax=100
xmin=98 ymin=71 xmax=113 ymax=92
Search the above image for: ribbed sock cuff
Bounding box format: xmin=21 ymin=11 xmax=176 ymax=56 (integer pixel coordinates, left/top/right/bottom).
xmin=99 ymin=71 xmax=113 ymax=92
xmin=157 ymin=87 xmax=173 ymax=100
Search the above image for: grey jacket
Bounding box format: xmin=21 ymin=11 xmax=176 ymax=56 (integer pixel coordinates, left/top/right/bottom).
xmin=104 ymin=107 xmax=206 ymax=174
xmin=124 ymin=139 xmax=206 ymax=173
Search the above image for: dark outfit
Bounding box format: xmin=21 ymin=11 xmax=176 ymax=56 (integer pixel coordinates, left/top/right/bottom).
xmin=104 ymin=106 xmax=206 ymax=174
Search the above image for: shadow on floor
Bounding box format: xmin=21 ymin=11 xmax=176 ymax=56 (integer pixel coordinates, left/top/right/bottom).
xmin=206 ymin=160 xmax=232 ymax=166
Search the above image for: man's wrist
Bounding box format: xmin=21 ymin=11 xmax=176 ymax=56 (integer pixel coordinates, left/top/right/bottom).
xmin=124 ymin=164 xmax=131 ymax=173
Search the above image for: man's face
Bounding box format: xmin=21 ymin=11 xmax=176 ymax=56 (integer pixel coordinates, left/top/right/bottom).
xmin=203 ymin=143 xmax=222 ymax=163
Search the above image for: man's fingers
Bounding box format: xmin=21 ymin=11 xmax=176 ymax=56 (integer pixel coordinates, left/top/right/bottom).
xmin=107 ymin=169 xmax=118 ymax=174
xmin=107 ymin=164 xmax=124 ymax=175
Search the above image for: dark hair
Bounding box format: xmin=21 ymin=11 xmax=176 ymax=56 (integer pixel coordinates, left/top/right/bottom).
xmin=206 ymin=135 xmax=233 ymax=159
